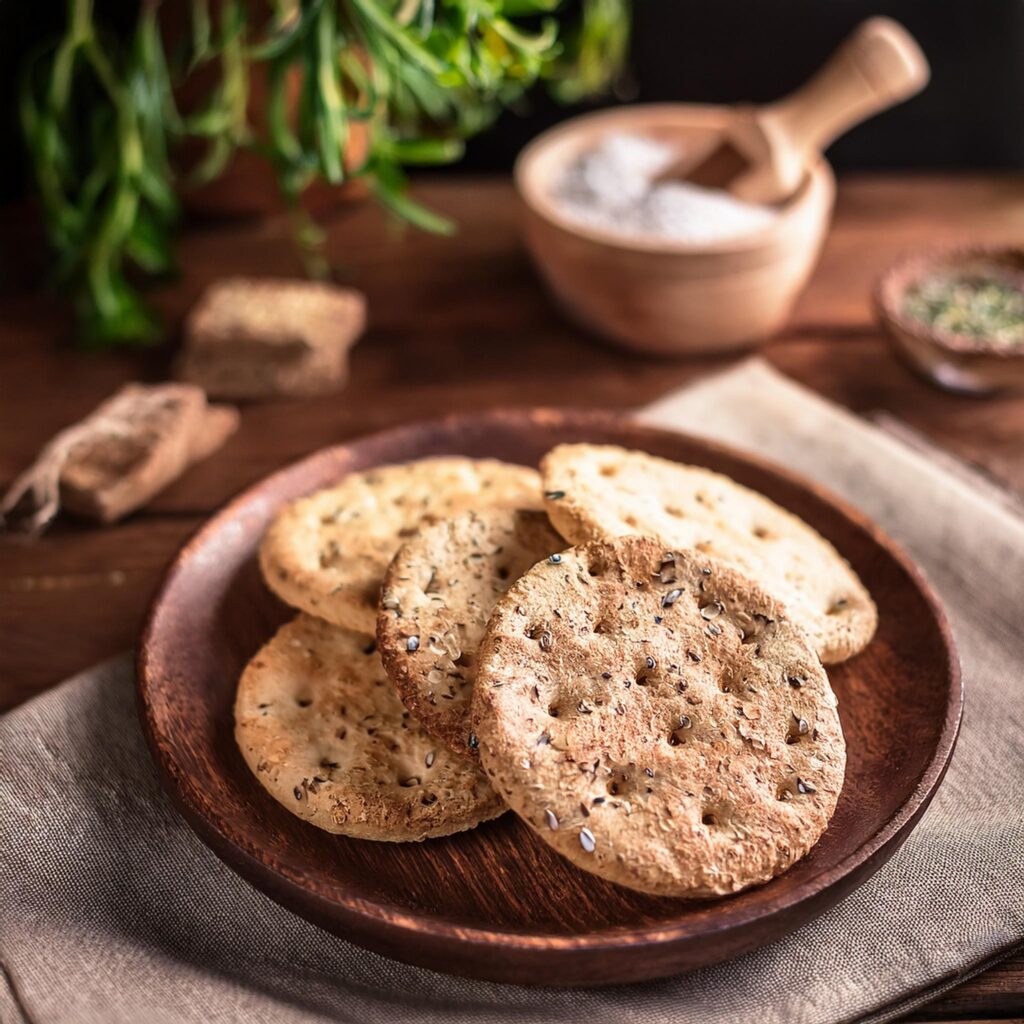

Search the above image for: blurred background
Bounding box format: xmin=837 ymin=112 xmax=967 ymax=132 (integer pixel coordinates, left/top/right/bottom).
xmin=1 ymin=0 xmax=1022 ymax=210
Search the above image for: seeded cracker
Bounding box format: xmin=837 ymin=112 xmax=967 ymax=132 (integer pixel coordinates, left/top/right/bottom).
xmin=259 ymin=458 xmax=541 ymax=635
xmin=541 ymin=444 xmax=876 ymax=663
xmin=235 ymin=614 xmax=503 ymax=841
xmin=472 ymin=537 xmax=845 ymax=898
xmin=378 ymin=508 xmax=565 ymax=756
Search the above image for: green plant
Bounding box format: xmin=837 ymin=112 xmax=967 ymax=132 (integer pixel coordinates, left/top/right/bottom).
xmin=19 ymin=0 xmax=630 ymax=348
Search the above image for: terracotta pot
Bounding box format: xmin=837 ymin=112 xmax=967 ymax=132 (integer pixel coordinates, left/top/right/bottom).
xmin=165 ymin=3 xmax=370 ymax=220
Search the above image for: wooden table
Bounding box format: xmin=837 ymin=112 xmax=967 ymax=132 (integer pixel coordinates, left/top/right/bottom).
xmin=2 ymin=174 xmax=1022 ymax=1020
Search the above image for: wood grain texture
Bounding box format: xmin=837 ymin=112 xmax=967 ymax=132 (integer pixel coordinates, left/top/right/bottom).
xmin=2 ymin=173 xmax=1023 ymax=1011
xmin=137 ymin=410 xmax=960 ymax=986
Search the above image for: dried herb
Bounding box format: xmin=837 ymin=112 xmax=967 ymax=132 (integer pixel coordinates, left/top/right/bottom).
xmin=903 ymin=269 xmax=1024 ymax=346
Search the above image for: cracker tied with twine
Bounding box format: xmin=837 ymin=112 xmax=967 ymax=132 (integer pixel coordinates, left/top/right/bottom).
xmin=1 ymin=383 xmax=237 ymax=533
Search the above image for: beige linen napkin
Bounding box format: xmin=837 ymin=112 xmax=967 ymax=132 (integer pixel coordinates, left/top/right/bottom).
xmin=2 ymin=360 xmax=1022 ymax=1024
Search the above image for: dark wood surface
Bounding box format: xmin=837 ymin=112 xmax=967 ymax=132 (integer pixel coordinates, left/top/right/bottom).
xmin=2 ymin=173 xmax=1023 ymax=1012
xmin=137 ymin=410 xmax=960 ymax=986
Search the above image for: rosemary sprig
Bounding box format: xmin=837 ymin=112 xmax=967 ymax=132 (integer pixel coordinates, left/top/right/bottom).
xmin=20 ymin=0 xmax=631 ymax=347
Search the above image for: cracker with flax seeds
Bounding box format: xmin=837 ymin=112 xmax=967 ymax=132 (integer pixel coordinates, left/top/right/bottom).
xmin=377 ymin=508 xmax=565 ymax=757
xmin=235 ymin=614 xmax=504 ymax=841
xmin=259 ymin=458 xmax=541 ymax=635
xmin=472 ymin=536 xmax=845 ymax=898
xmin=541 ymin=444 xmax=876 ymax=664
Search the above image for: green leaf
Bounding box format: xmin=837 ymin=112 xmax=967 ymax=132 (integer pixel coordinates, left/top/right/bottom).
xmin=248 ymin=0 xmax=324 ymax=61
xmin=79 ymin=272 xmax=161 ymax=348
xmin=377 ymin=136 xmax=464 ymax=165
xmin=188 ymin=0 xmax=213 ymax=69
xmin=349 ymin=0 xmax=447 ymax=76
xmin=312 ymin=0 xmax=346 ymax=183
xmin=491 ymin=16 xmax=559 ymax=55
xmin=372 ymin=174 xmax=455 ymax=235
xmin=502 ymin=0 xmax=561 ymax=13
xmin=124 ymin=211 xmax=175 ymax=275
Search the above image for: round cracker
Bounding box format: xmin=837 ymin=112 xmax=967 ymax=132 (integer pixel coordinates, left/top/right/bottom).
xmin=377 ymin=508 xmax=565 ymax=756
xmin=235 ymin=614 xmax=504 ymax=841
xmin=541 ymin=443 xmax=876 ymax=664
xmin=472 ymin=536 xmax=846 ymax=898
xmin=259 ymin=458 xmax=541 ymax=634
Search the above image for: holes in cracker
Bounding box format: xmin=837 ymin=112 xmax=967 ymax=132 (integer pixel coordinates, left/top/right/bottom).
xmin=526 ymin=624 xmax=554 ymax=651
xmin=635 ymin=654 xmax=657 ymax=686
xmin=752 ymin=525 xmax=773 ymax=540
xmin=827 ymin=596 xmax=851 ymax=615
xmin=786 ymin=711 xmax=811 ymax=745
xmin=599 ymin=464 xmax=618 ymax=478
xmin=668 ymin=714 xmax=693 ymax=746
xmin=778 ymin=775 xmax=817 ymax=801
xmin=734 ymin=610 xmax=775 ymax=644
xmin=717 ymin=670 xmax=743 ymax=694
xmin=665 ymin=505 xmax=685 ymax=519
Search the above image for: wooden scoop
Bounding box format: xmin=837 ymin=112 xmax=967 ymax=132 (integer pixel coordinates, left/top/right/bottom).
xmin=678 ymin=17 xmax=930 ymax=205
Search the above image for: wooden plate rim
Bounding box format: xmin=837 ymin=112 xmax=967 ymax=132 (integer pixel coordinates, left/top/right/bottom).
xmin=137 ymin=407 xmax=962 ymax=958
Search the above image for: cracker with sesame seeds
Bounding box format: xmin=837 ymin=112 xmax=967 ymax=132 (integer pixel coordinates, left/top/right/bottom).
xmin=259 ymin=458 xmax=542 ymax=635
xmin=472 ymin=536 xmax=845 ymax=898
xmin=234 ymin=614 xmax=504 ymax=841
xmin=541 ymin=443 xmax=877 ymax=664
xmin=377 ymin=508 xmax=565 ymax=757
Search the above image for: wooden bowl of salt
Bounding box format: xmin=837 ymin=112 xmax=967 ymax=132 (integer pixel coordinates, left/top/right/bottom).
xmin=515 ymin=19 xmax=928 ymax=356
xmin=516 ymin=106 xmax=834 ymax=356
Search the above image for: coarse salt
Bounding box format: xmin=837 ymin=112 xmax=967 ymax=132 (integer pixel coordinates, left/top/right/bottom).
xmin=551 ymin=131 xmax=778 ymax=245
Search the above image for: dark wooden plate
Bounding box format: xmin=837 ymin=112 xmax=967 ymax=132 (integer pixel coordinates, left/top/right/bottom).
xmin=137 ymin=409 xmax=961 ymax=987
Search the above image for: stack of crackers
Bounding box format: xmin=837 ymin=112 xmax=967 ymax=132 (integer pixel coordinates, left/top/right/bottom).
xmin=236 ymin=444 xmax=877 ymax=899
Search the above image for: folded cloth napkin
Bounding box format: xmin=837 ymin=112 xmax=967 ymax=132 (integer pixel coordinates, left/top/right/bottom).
xmin=2 ymin=360 xmax=1023 ymax=1024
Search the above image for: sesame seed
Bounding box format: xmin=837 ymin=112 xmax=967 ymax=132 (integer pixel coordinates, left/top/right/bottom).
xmin=545 ymin=490 xmax=566 ymax=500
xmin=545 ymin=809 xmax=559 ymax=830
xmin=548 ymin=554 xmax=563 ymax=564
xmin=579 ymin=828 xmax=596 ymax=853
xmin=406 ymin=636 xmax=420 ymax=652
xmin=662 ymin=588 xmax=682 ymax=608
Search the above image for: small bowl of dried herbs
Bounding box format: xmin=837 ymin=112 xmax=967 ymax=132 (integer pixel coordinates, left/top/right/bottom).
xmin=876 ymin=245 xmax=1024 ymax=394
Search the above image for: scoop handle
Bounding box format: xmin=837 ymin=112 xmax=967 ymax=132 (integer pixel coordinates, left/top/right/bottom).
xmin=768 ymin=17 xmax=930 ymax=157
